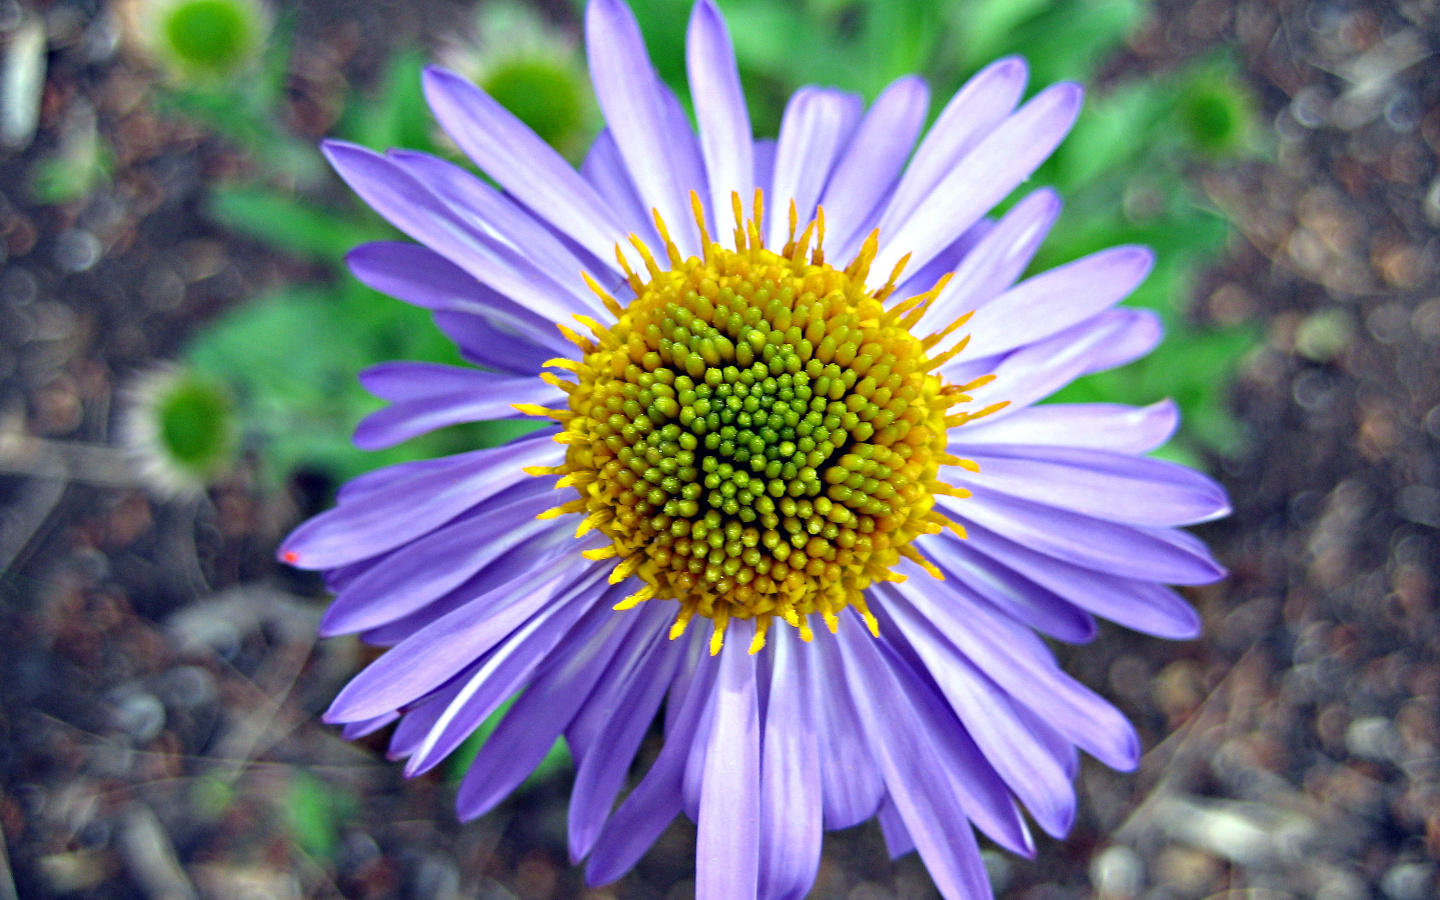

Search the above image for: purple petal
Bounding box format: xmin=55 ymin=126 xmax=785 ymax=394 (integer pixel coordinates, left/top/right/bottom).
xmin=353 ymin=378 xmax=560 ymax=451
xmin=697 ymin=618 xmax=761 ymax=900
xmin=903 ymin=656 xmax=1037 ymax=856
xmin=346 ymin=241 xmax=569 ymax=355
xmin=386 ymin=149 xmax=609 ymax=316
xmin=566 ymin=605 xmax=673 ymax=764
xmin=918 ymin=188 xmax=1061 ymax=332
xmin=756 ymin=627 xmax=822 ymax=900
xmin=567 ymin=610 xmax=684 ymax=862
xmin=765 ymin=88 xmax=863 ymax=248
xmin=358 ymin=361 xmax=554 ymax=403
xmin=1080 ymin=309 xmax=1168 ymax=375
xmin=333 ymin=445 xmax=532 ymax=506
xmin=386 ymin=656 xmax=487 ymax=760
xmin=412 ymin=574 xmax=619 ymax=778
xmin=918 ymin=532 xmax=1098 ymax=643
xmin=456 ymin=603 xmax=645 ymax=819
xmin=585 ymin=635 xmax=718 ymax=886
xmin=835 ymin=622 xmax=994 ymax=900
xmin=430 ymin=310 xmax=556 ymax=375
xmin=951 ymin=443 xmax=1230 ymax=526
xmin=955 ymin=524 xmax=1205 ymax=639
xmin=683 ymin=652 xmax=718 ymax=819
xmin=821 ymin=76 xmax=930 ymax=258
xmin=879 ymin=57 xmax=1027 ymax=238
xmin=890 ymin=219 xmax=994 ymax=305
xmin=658 ymin=77 xmax=711 ymax=233
xmin=581 ymin=129 xmax=663 ymax=252
xmin=359 ymin=526 xmax=592 ymax=648
xmin=963 ymin=246 xmax=1153 ymax=358
xmin=421 ymin=66 xmax=627 ymax=269
xmin=876 ymin=798 xmax=914 ymax=859
xmin=883 ymin=576 xmax=1140 ymax=771
xmin=687 ymin=0 xmax=752 ymax=241
xmin=323 ymin=141 xmax=591 ymax=325
xmin=941 ymin=488 xmax=1226 ymax=584
xmin=1016 ymin=703 xmax=1080 ymax=780
xmin=881 ymin=597 xmax=1076 ymax=837
xmin=956 ymin=309 xmax=1162 ymax=417
xmin=279 ymin=432 xmax=561 ymax=569
xmin=324 ymin=562 xmax=606 ymax=723
xmin=319 ymin=487 xmax=560 ymax=636
xmin=586 ymin=0 xmax=705 ymax=256
xmin=341 ymin=711 xmax=397 ymax=741
xmin=955 ymin=400 xmax=1179 ymax=455
xmin=753 ymin=138 xmax=776 ymax=200
xmin=806 ymin=629 xmax=885 ymax=828
xmin=873 ymin=82 xmax=1082 ymax=282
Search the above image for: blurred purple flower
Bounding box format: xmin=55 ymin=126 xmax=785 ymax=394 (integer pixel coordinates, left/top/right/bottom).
xmin=279 ymin=1 xmax=1229 ymax=897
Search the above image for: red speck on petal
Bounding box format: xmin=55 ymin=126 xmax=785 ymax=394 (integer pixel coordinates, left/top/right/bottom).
xmin=282 ymin=550 xmax=299 ymax=564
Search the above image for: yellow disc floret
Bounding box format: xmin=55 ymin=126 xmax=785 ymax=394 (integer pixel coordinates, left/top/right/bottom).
xmin=524 ymin=191 xmax=1003 ymax=654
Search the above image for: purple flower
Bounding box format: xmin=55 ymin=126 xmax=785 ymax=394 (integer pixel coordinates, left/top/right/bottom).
xmin=280 ymin=1 xmax=1230 ymax=897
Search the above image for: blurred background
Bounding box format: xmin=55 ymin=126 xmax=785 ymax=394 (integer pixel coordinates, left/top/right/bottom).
xmin=0 ymin=0 xmax=1435 ymax=897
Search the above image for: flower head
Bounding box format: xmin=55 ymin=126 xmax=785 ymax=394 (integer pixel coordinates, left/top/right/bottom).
xmin=123 ymin=364 xmax=238 ymax=495
xmin=122 ymin=0 xmax=268 ymax=81
xmin=281 ymin=1 xmax=1230 ymax=897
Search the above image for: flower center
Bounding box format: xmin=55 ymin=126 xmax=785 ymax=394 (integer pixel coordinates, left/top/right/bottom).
xmin=526 ymin=192 xmax=1000 ymax=653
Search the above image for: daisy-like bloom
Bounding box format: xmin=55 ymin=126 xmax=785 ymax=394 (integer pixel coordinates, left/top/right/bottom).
xmin=280 ymin=1 xmax=1229 ymax=897
xmin=122 ymin=365 xmax=237 ymax=496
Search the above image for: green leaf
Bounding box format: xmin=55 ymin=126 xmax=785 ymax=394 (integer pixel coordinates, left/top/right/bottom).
xmin=1054 ymin=83 xmax=1166 ymax=189
xmin=283 ymin=768 xmax=353 ymax=859
xmin=208 ymin=185 xmax=389 ymax=263
xmin=950 ymin=0 xmax=1056 ymax=69
xmin=855 ymin=0 xmax=942 ymax=94
xmin=343 ymin=48 xmax=439 ymax=153
xmin=993 ymin=0 xmax=1142 ymax=84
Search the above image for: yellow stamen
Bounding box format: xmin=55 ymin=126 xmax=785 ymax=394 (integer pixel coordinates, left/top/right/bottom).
xmin=670 ymin=602 xmax=697 ymax=639
xmin=614 ymin=582 xmax=657 ymax=610
xmin=749 ymin=616 xmax=771 ymax=654
xmin=874 ymin=253 xmax=911 ymax=301
xmin=709 ymin=608 xmax=730 ymax=656
xmin=690 ymin=191 xmax=712 ymax=260
xmin=652 ymin=208 xmax=683 ymax=268
xmin=629 ymin=234 xmax=662 ymax=278
xmin=583 ymin=271 xmax=625 ymax=318
xmin=609 ymin=553 xmax=645 ymax=584
xmin=555 ymin=323 xmax=593 ymax=351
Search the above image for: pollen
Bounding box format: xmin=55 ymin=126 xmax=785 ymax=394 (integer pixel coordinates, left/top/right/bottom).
xmin=536 ymin=190 xmax=1000 ymax=653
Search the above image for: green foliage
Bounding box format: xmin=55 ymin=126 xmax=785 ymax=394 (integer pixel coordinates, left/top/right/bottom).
xmin=341 ymin=48 xmax=440 ymax=156
xmin=208 ymin=186 xmax=387 ymax=264
xmin=1176 ymin=67 xmax=1256 ymax=157
xmin=157 ymin=14 xmax=323 ymax=183
xmin=283 ymin=768 xmax=354 ymax=860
